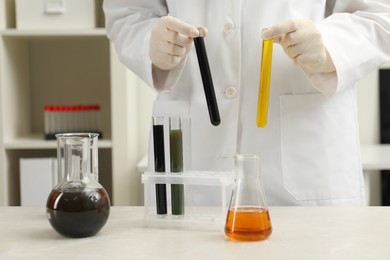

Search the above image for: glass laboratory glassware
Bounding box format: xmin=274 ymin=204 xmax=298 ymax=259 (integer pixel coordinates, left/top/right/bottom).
xmin=46 ymin=133 xmax=111 ymax=238
xmin=170 ymin=116 xmax=185 ymax=216
xmin=153 ymin=116 xmax=168 ymax=215
xmin=257 ymin=39 xmax=274 ymax=128
xmin=225 ymin=154 xmax=272 ymax=241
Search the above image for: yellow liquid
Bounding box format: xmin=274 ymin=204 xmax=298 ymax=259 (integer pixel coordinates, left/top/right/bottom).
xmin=256 ymin=39 xmax=274 ymax=128
xmin=225 ymin=207 xmax=272 ymax=241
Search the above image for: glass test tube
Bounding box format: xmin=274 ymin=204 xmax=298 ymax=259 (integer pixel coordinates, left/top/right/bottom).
xmin=194 ymin=37 xmax=221 ymax=126
xmin=153 ymin=116 xmax=167 ymax=215
xmin=169 ymin=117 xmax=185 ymax=215
xmin=256 ymin=39 xmax=274 ymax=128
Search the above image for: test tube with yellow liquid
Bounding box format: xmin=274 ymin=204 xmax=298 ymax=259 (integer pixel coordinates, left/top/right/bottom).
xmin=256 ymin=39 xmax=274 ymax=128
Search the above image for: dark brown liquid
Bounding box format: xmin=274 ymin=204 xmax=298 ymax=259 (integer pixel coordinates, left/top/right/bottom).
xmin=46 ymin=187 xmax=110 ymax=238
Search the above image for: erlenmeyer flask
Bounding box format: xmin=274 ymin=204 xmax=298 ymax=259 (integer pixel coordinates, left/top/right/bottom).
xmin=46 ymin=133 xmax=111 ymax=238
xmin=225 ymin=154 xmax=272 ymax=241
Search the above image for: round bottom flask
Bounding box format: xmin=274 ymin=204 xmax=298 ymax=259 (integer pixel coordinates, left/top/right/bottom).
xmin=46 ymin=133 xmax=111 ymax=238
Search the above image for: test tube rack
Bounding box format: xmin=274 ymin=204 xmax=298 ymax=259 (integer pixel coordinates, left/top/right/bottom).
xmin=142 ymin=170 xmax=234 ymax=231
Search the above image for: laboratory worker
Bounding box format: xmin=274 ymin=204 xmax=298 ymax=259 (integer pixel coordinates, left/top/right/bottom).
xmin=103 ymin=0 xmax=390 ymax=206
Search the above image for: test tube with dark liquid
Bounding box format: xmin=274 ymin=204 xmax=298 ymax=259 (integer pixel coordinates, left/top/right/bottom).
xmin=153 ymin=117 xmax=167 ymax=215
xmin=194 ymin=37 xmax=221 ymax=126
xmin=169 ymin=117 xmax=184 ymax=215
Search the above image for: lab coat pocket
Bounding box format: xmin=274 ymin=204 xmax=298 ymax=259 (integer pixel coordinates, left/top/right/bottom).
xmin=279 ymin=93 xmax=360 ymax=201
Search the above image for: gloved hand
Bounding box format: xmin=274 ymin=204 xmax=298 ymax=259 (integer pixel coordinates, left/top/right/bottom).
xmin=150 ymin=16 xmax=208 ymax=70
xmin=262 ymin=19 xmax=335 ymax=74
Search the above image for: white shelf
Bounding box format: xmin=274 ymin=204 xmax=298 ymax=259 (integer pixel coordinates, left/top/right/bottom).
xmin=0 ymin=24 xmax=116 ymax=205
xmin=0 ymin=3 xmax=156 ymax=207
xmin=0 ymin=28 xmax=107 ymax=38
xmin=361 ymin=144 xmax=390 ymax=171
xmin=3 ymin=133 xmax=112 ymax=150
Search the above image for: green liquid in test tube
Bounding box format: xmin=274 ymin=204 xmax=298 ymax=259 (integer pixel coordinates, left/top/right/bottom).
xmin=169 ymin=117 xmax=185 ymax=215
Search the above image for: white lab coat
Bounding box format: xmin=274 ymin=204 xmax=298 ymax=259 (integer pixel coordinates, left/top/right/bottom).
xmin=104 ymin=0 xmax=390 ymax=206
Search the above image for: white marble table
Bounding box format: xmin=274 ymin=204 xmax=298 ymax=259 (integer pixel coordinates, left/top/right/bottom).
xmin=0 ymin=206 xmax=389 ymax=259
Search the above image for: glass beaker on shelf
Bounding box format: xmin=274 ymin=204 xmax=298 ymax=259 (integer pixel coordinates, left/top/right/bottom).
xmin=225 ymin=154 xmax=272 ymax=241
xmin=46 ymin=133 xmax=111 ymax=238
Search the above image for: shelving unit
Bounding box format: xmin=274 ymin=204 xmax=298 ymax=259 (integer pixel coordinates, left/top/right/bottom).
xmin=0 ymin=0 xmax=156 ymax=206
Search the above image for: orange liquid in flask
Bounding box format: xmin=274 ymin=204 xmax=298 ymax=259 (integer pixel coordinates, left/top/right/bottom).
xmin=225 ymin=206 xmax=272 ymax=241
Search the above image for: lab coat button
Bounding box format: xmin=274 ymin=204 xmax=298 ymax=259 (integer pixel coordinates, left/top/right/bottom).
xmin=224 ymin=86 xmax=238 ymax=99
xmin=224 ymin=22 xmax=235 ymax=32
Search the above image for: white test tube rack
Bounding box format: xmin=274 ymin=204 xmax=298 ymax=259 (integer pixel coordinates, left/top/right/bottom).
xmin=142 ymin=170 xmax=234 ymax=231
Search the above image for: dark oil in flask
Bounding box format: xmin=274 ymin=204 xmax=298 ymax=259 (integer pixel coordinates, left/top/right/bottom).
xmin=47 ymin=133 xmax=111 ymax=238
xmin=46 ymin=187 xmax=110 ymax=238
xmin=225 ymin=206 xmax=272 ymax=241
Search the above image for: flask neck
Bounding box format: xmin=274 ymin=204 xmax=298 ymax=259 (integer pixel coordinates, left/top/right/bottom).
xmin=57 ymin=133 xmax=99 ymax=184
xmin=235 ymin=156 xmax=261 ymax=180
xmin=230 ymin=154 xmax=268 ymax=209
xmin=64 ymin=139 xmax=90 ymax=181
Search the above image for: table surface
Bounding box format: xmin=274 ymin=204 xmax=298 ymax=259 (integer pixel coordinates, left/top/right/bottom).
xmin=1 ymin=206 xmax=389 ymax=260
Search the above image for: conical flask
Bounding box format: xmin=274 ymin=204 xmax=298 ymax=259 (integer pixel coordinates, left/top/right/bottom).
xmin=46 ymin=133 xmax=111 ymax=238
xmin=225 ymin=154 xmax=272 ymax=241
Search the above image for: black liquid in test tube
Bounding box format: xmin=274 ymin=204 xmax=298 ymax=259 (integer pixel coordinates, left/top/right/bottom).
xmin=194 ymin=37 xmax=221 ymax=126
xmin=153 ymin=117 xmax=167 ymax=215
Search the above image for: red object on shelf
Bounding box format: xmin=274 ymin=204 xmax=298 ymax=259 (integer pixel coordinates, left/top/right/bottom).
xmin=43 ymin=104 xmax=102 ymax=140
xmin=44 ymin=105 xmax=101 ymax=111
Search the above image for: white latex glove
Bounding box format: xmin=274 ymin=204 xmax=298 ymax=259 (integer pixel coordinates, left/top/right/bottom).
xmin=150 ymin=16 xmax=208 ymax=70
xmin=262 ymin=19 xmax=335 ymax=74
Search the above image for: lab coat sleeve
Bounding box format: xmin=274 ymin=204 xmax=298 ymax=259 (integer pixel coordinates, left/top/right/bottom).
xmin=103 ymin=0 xmax=184 ymax=91
xmin=309 ymin=0 xmax=390 ymax=96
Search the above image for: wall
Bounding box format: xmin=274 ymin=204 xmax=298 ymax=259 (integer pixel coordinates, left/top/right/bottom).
xmin=357 ymin=62 xmax=390 ymax=205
